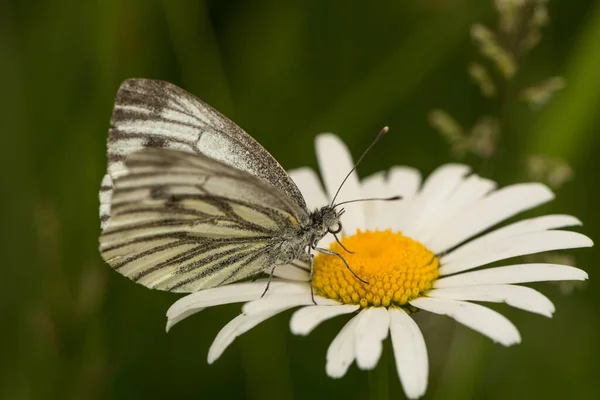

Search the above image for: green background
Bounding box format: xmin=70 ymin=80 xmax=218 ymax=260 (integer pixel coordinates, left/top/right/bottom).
xmin=1 ymin=0 xmax=599 ymax=399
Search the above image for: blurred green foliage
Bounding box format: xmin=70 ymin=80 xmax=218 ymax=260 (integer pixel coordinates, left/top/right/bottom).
xmin=1 ymin=0 xmax=599 ymax=399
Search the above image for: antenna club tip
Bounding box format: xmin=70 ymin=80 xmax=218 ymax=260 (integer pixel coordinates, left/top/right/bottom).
xmin=376 ymin=126 xmax=389 ymax=139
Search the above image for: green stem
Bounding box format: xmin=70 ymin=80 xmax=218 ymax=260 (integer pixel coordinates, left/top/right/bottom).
xmin=368 ymin=345 xmax=389 ymax=400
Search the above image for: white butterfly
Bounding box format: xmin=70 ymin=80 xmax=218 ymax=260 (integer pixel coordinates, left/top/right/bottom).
xmin=99 ymin=79 xmax=380 ymax=293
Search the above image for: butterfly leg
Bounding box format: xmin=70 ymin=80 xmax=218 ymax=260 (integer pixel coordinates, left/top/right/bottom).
xmin=314 ymin=247 xmax=369 ymax=285
xmin=260 ymin=265 xmax=278 ymax=298
xmin=333 ymin=233 xmax=354 ymax=254
xmin=309 ymin=253 xmax=317 ymax=305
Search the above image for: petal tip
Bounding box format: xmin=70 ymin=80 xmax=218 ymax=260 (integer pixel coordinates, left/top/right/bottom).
xmin=440 ymin=163 xmax=471 ymax=174
xmin=571 ymin=216 xmax=583 ymax=226
xmin=287 ymin=166 xmax=314 ymax=179
xmin=289 ymin=320 xmax=308 ymax=336
xmin=355 ymin=358 xmax=379 ymax=371
xmin=315 ymin=132 xmax=341 ymax=146
xmin=534 ymin=182 xmax=555 ymax=200
xmin=501 ymin=334 xmax=522 ymax=347
xmin=325 ymin=364 xmax=348 ymax=379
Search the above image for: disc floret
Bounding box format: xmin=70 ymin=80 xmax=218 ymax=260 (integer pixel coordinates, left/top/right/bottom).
xmin=312 ymin=230 xmax=439 ymax=308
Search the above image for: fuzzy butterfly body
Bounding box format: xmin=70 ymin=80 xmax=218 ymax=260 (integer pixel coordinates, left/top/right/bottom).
xmin=99 ymin=79 xmax=342 ymax=292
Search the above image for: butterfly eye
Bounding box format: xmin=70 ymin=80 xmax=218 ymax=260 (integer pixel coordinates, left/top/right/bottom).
xmin=328 ymin=222 xmax=342 ymax=234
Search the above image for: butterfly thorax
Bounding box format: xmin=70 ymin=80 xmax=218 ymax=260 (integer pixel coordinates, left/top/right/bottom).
xmin=270 ymin=205 xmax=341 ymax=266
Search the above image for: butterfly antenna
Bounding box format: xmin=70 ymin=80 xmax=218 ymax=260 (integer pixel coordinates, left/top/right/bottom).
xmin=334 ymin=195 xmax=402 ymax=208
xmin=315 ymin=247 xmax=368 ymax=284
xmin=330 ymin=126 xmax=390 ymax=206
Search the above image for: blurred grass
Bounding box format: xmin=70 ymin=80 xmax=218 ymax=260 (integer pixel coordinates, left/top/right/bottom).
xmin=527 ymin=0 xmax=600 ymax=162
xmin=1 ymin=0 xmax=599 ymax=399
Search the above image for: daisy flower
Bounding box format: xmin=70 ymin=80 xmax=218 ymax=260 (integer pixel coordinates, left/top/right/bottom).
xmin=166 ymin=134 xmax=592 ymax=399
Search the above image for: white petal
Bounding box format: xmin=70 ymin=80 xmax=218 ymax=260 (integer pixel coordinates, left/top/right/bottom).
xmin=326 ymin=314 xmax=360 ymax=378
xmin=273 ymin=263 xmax=310 ymax=281
xmin=354 ymin=308 xmax=390 ymax=370
xmin=361 ymin=172 xmax=387 ymax=230
xmin=315 ymin=134 xmax=364 ymax=234
xmin=441 ymin=214 xmax=583 ymax=264
xmin=290 ymin=304 xmax=359 ymax=335
xmin=426 ymin=183 xmax=554 ymax=254
xmin=166 ymin=280 xmax=306 ymax=332
xmin=166 ymin=307 xmax=207 ymax=334
xmin=410 ymin=297 xmax=521 ymax=346
xmin=386 ymin=166 xmax=422 ymax=231
xmin=427 ymin=285 xmax=555 ymax=317
xmin=242 ymin=293 xmax=339 ymax=316
xmin=288 ymin=167 xmax=329 ymax=209
xmin=434 ymin=263 xmax=588 ymax=288
xmin=417 ymin=174 xmax=496 ymax=244
xmin=387 ymin=166 xmax=422 ymax=199
xmin=208 ymin=314 xmax=246 ymax=364
xmin=207 ymin=306 xmax=292 ymax=364
xmin=439 ymin=230 xmax=593 ymax=276
xmin=443 ymin=174 xmax=497 ymax=211
xmin=166 ymin=281 xmax=264 ymax=332
xmin=389 ymin=308 xmax=429 ymax=399
xmin=318 ymin=232 xmax=336 ymax=249
xmin=402 ymin=164 xmax=471 ymax=238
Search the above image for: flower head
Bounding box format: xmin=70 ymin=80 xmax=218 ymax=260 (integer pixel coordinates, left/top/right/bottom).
xmin=166 ymin=134 xmax=591 ymax=399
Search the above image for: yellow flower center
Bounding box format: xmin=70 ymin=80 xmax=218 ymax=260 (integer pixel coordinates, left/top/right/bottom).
xmin=312 ymin=230 xmax=439 ymax=309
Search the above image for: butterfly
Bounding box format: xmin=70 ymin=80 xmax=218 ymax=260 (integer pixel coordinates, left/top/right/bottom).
xmin=99 ymin=79 xmax=393 ymax=294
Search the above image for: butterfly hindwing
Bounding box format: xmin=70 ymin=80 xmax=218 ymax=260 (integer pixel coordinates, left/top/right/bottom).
xmin=100 ymin=148 xmax=305 ymax=293
xmin=100 ymin=79 xmax=307 ymax=227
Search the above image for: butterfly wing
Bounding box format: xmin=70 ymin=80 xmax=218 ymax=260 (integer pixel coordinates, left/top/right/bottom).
xmin=100 ymin=79 xmax=307 ymax=228
xmin=100 ymin=147 xmax=306 ymax=293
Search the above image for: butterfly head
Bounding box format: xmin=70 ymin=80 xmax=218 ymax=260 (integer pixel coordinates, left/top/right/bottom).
xmin=309 ymin=206 xmax=344 ymax=246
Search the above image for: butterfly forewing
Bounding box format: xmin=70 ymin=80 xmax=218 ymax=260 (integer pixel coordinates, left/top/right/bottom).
xmin=100 ymin=148 xmax=305 ymax=292
xmin=100 ymin=79 xmax=307 ymax=227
